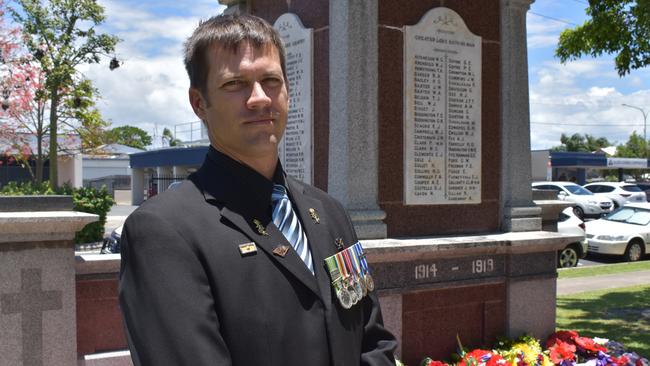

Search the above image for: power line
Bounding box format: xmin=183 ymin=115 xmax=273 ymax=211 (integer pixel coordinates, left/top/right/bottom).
xmin=528 ymin=11 xmax=579 ymax=26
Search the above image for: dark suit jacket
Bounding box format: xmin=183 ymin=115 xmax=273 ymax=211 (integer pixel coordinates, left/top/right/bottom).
xmin=119 ymin=148 xmax=397 ymax=366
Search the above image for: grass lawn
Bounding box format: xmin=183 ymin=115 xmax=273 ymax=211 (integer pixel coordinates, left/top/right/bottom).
xmin=558 ymin=260 xmax=650 ymax=279
xmin=556 ymin=284 xmax=650 ymax=358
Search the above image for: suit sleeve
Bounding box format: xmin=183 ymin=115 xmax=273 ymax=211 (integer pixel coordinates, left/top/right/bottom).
xmin=334 ymin=200 xmax=399 ymax=365
xmin=119 ymin=209 xmax=232 ymax=366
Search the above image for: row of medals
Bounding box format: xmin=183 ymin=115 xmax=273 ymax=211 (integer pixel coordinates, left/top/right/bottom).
xmin=324 ymin=242 xmax=375 ymax=309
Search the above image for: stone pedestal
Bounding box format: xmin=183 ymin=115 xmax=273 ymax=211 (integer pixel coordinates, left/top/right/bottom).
xmin=0 ymin=210 xmax=97 ymax=366
xmin=364 ymin=231 xmax=580 ymax=364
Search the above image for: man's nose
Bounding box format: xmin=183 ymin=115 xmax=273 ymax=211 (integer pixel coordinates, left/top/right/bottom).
xmin=246 ymin=82 xmax=272 ymax=109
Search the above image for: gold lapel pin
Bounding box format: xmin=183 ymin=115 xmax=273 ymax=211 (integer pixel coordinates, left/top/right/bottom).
xmin=253 ymin=219 xmax=269 ymax=236
xmin=273 ymin=245 xmax=290 ymax=257
xmin=238 ymin=242 xmax=257 ymax=256
xmin=308 ymin=208 xmax=320 ymax=224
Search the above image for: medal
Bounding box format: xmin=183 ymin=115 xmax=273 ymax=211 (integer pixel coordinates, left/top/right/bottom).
xmin=349 ymin=245 xmax=367 ymax=297
xmin=336 ymin=251 xmax=358 ymax=304
xmin=354 ymin=242 xmax=375 ymax=292
xmin=326 ymin=255 xmax=352 ymax=309
xmin=343 ymin=248 xmax=363 ymax=302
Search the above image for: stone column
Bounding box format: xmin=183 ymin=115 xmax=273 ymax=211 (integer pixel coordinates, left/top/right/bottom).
xmin=500 ymin=0 xmax=541 ymax=232
xmin=328 ymin=0 xmax=386 ymax=239
xmin=131 ymin=168 xmax=144 ymax=205
xmin=0 ymin=198 xmax=97 ymax=366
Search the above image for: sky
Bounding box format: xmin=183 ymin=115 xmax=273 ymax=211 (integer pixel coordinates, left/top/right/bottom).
xmin=10 ymin=0 xmax=650 ymax=150
xmin=527 ymin=0 xmax=650 ymax=150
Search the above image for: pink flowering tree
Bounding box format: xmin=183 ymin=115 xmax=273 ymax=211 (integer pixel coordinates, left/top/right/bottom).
xmin=1 ymin=0 xmax=112 ymax=184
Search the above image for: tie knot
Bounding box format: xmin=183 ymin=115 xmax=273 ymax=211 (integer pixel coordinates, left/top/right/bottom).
xmin=271 ymin=184 xmax=287 ymax=204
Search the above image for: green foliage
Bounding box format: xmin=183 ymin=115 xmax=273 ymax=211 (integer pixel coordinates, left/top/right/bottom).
xmin=72 ymin=186 xmax=114 ymax=244
xmin=162 ymin=127 xmax=182 ymax=147
xmin=105 ymin=125 xmax=152 ymax=149
xmin=0 ymin=181 xmax=114 ymax=243
xmin=10 ymin=0 xmax=120 ymax=186
xmin=550 ymin=133 xmax=611 ymax=152
xmin=616 ymin=131 xmax=648 ymax=158
xmin=555 ymin=0 xmax=650 ymax=76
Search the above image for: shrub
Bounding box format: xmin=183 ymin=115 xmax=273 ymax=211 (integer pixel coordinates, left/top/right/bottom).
xmin=73 ymin=186 xmax=115 ymax=244
xmin=0 ymin=181 xmax=114 ymax=243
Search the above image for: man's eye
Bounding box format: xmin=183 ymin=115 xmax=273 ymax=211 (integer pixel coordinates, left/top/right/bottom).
xmin=223 ymin=80 xmax=245 ymax=88
xmin=264 ymin=77 xmax=283 ymax=87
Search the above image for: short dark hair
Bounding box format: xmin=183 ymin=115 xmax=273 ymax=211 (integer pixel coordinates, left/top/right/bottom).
xmin=183 ymin=14 xmax=287 ymax=96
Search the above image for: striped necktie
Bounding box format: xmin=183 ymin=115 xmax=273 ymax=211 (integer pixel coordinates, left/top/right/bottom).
xmin=271 ymin=184 xmax=314 ymax=274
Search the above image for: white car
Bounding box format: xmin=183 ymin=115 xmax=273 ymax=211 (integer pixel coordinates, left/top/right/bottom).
xmin=532 ymin=181 xmax=614 ymax=219
xmin=557 ymin=207 xmax=587 ymax=267
xmin=583 ymin=182 xmax=647 ymax=209
xmin=585 ymin=203 xmax=650 ymax=262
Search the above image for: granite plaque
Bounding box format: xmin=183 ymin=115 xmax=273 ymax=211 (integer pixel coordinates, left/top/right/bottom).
xmin=274 ymin=13 xmax=314 ymax=185
xmin=404 ymin=7 xmax=482 ymax=205
xmin=373 ymin=255 xmax=505 ymax=290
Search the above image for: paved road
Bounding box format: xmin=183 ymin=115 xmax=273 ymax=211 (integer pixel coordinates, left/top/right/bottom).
xmin=104 ymin=204 xmax=138 ymax=235
xmin=557 ymin=270 xmax=650 ymax=295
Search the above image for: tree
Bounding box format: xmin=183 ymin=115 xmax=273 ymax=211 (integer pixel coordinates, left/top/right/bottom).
xmin=616 ymin=131 xmax=647 ymax=158
xmin=0 ymin=0 xmax=39 ymax=179
xmin=550 ymin=133 xmax=611 ymax=152
xmin=162 ymin=127 xmax=181 ymax=147
xmin=10 ymin=0 xmax=119 ymax=187
xmin=555 ymin=0 xmax=650 ymax=76
xmin=105 ymin=125 xmax=152 ymax=150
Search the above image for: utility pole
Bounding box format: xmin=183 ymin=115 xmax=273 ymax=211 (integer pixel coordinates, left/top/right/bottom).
xmin=622 ymin=103 xmax=649 ymax=158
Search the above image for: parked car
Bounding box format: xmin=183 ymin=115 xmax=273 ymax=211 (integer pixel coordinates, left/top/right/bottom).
xmin=532 ymin=181 xmax=614 ymax=220
xmin=582 ymin=182 xmax=646 ymax=208
xmin=557 ymin=207 xmax=587 ymax=267
xmin=585 ymin=202 xmax=650 ymax=262
xmin=634 ymin=182 xmax=650 ymax=202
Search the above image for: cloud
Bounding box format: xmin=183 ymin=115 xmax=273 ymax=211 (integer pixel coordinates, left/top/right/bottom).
xmin=79 ymin=0 xmax=226 ymax=145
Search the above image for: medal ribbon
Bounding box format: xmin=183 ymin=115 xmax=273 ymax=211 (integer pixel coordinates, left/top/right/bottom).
xmin=349 ymin=246 xmax=363 ymax=278
xmin=325 ymin=256 xmax=341 ymax=282
xmin=354 ymin=242 xmax=371 ymax=275
xmin=335 ymin=252 xmax=349 ymax=280
xmin=342 ymin=249 xmax=356 ymax=280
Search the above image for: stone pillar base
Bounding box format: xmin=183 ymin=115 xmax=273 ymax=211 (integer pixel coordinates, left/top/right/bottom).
xmin=502 ymin=206 xmax=541 ymax=232
xmin=350 ymin=209 xmax=387 ymax=239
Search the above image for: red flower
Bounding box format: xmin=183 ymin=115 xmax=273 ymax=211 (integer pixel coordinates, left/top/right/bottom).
xmin=458 ymin=350 xmax=505 ymax=366
xmin=574 ymin=336 xmax=607 ymax=354
xmin=548 ymin=339 xmax=577 ymax=364
xmin=546 ymin=331 xmax=579 ymax=349
xmin=425 ymin=361 xmax=450 ymax=366
xmin=611 ymin=355 xmax=629 ymax=366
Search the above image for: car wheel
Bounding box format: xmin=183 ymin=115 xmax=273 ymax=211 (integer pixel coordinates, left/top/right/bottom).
xmin=558 ymin=245 xmax=579 ymax=268
xmin=613 ymin=201 xmax=620 ymax=209
xmin=573 ymin=206 xmax=584 ymax=220
xmin=623 ymin=240 xmax=644 ymax=262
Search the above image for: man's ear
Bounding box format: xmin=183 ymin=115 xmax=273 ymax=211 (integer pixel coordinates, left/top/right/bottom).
xmin=189 ymin=87 xmax=207 ymax=121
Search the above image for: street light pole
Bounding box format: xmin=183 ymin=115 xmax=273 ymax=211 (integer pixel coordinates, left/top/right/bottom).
xmin=622 ymin=103 xmax=649 ymax=157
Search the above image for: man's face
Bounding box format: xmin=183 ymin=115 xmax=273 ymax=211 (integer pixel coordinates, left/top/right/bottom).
xmin=190 ymin=42 xmax=288 ymax=162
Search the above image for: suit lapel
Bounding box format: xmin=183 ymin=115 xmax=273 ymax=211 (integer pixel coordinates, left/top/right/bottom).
xmin=286 ymin=179 xmax=335 ymax=308
xmin=219 ymin=205 xmax=323 ymax=301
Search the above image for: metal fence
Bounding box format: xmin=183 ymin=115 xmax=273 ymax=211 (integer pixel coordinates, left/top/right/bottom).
xmin=147 ymin=175 xmax=187 ymax=198
xmin=85 ymin=175 xmax=131 ymax=196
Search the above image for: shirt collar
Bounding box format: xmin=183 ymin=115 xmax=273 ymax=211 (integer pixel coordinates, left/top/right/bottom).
xmin=204 ymin=145 xmax=286 ymax=204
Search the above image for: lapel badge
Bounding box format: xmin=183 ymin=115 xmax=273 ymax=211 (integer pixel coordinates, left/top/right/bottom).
xmin=273 ymin=245 xmax=290 ymax=257
xmin=308 ymin=208 xmax=320 ymax=224
xmin=238 ymin=242 xmax=257 ymax=256
xmin=253 ymin=219 xmax=269 ymax=236
xmin=335 ymin=238 xmax=345 ymax=251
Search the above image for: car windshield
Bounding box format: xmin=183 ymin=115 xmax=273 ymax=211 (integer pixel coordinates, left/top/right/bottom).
xmin=604 ymin=207 xmax=650 ymax=225
xmin=564 ymin=185 xmax=592 ymax=195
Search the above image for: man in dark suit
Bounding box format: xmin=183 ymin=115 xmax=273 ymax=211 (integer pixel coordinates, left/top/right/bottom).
xmin=119 ymin=13 xmax=397 ymax=366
